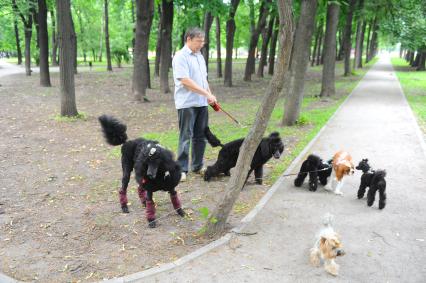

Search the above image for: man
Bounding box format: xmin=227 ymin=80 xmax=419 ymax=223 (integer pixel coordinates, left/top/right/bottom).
xmin=172 ymin=27 xmax=217 ymax=182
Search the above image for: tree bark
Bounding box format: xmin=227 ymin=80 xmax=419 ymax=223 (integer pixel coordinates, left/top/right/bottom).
xmin=13 ymin=16 xmax=23 ymax=65
xmin=417 ymin=51 xmax=426 ymax=71
xmin=70 ymin=10 xmax=77 ymax=74
xmin=56 ymin=0 xmax=78 ymax=116
xmin=38 ymin=0 xmax=51 ymax=86
xmin=12 ymin=0 xmax=33 ymax=75
xmin=257 ymin=14 xmax=275 ymax=77
xmin=336 ymin=28 xmax=344 ymax=61
xmin=205 ymin=0 xmax=295 ymax=237
xmin=104 ymin=0 xmax=112 ymax=71
xmin=201 ymin=11 xmax=213 ymax=72
xmin=368 ymin=16 xmax=378 ymax=62
xmin=353 ymin=0 xmax=364 ymax=69
xmin=154 ymin=3 xmax=162 ymax=77
xmin=316 ymin=21 xmax=323 ymax=65
xmin=215 ymin=16 xmax=222 ymax=78
xmin=268 ymin=17 xmax=279 ymax=75
xmin=343 ymin=0 xmax=357 ymax=76
xmin=311 ymin=20 xmax=322 ymax=66
xmin=319 ymin=2 xmax=340 ymax=97
xmin=244 ymin=0 xmax=271 ymax=81
xmin=282 ymin=0 xmax=317 ymax=126
xmin=50 ymin=10 xmax=58 ymax=66
xmin=133 ymin=0 xmax=154 ymax=102
xmin=159 ymin=0 xmax=173 ymax=94
xmin=224 ymin=0 xmax=241 ymax=87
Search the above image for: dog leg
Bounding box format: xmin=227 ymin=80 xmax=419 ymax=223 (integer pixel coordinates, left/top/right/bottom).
xmin=119 ymin=190 xmax=129 ymax=213
xmin=324 ymin=259 xmax=339 ymax=276
xmin=146 ymin=191 xmax=156 ymax=228
xmin=137 ymin=185 xmax=147 ymax=207
xmin=357 ymin=180 xmax=368 ymax=199
xmin=254 ymin=166 xmax=263 ymax=185
xmin=378 ymin=186 xmax=386 ymax=209
xmin=170 ymin=191 xmax=185 ymax=217
xmin=324 ymin=170 xmax=336 ymax=192
xmin=367 ymin=187 xmax=377 ymax=207
xmin=309 ymin=248 xmax=321 ymax=267
xmin=334 ymin=180 xmax=344 ymax=195
xmin=294 ymin=172 xmax=307 ymax=187
xmin=308 ymin=171 xmax=318 ymax=191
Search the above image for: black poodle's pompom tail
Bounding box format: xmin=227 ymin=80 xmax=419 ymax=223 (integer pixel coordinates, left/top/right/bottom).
xmin=205 ymin=126 xmax=223 ymax=147
xmin=375 ymin=169 xmax=387 ymax=179
xmin=98 ymin=115 xmax=128 ymax=146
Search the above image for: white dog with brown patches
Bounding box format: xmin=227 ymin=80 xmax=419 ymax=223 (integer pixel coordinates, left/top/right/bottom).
xmin=310 ymin=213 xmax=345 ymax=276
xmin=325 ymin=150 xmax=355 ymax=195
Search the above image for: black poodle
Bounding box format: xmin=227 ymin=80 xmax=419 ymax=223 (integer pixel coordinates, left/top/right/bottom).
xmin=356 ymin=158 xmax=387 ymax=209
xmin=294 ymin=154 xmax=332 ymax=191
xmin=99 ymin=115 xmax=185 ymax=227
xmin=204 ymin=127 xmax=284 ymax=184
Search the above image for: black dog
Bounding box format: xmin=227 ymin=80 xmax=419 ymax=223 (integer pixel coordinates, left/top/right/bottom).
xmin=99 ymin=115 xmax=185 ymax=227
xmin=294 ymin=154 xmax=332 ymax=191
xmin=356 ymin=159 xmax=387 ymax=209
xmin=204 ymin=127 xmax=284 ymax=184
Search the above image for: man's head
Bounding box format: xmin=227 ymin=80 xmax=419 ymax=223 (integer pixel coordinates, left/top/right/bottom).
xmin=185 ymin=27 xmax=205 ymax=53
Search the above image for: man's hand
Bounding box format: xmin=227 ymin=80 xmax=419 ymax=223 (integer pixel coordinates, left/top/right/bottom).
xmin=207 ymin=93 xmax=217 ymax=105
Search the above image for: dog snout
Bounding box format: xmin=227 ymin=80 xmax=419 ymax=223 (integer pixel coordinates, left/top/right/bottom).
xmin=147 ymin=165 xmax=158 ymax=179
xmin=336 ymin=249 xmax=345 ymax=256
xmin=273 ymin=150 xmax=281 ymax=159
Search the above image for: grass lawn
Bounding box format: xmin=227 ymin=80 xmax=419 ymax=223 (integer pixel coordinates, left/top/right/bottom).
xmin=391 ymin=57 xmax=426 ymax=133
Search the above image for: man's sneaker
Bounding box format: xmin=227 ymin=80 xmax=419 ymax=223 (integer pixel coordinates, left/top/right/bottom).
xmin=180 ymin=172 xmax=187 ymax=182
xmin=193 ymin=167 xmax=207 ymax=176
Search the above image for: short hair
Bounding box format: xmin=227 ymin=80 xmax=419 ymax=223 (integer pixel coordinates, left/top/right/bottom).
xmin=184 ymin=27 xmax=205 ymax=41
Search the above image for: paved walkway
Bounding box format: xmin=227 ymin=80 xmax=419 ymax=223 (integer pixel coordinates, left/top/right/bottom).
xmin=135 ymin=56 xmax=426 ymax=282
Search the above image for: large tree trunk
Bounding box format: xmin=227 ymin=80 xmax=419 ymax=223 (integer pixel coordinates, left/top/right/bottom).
xmin=133 ymin=0 xmax=154 ymax=102
xmin=282 ymin=0 xmax=317 ymax=126
xmin=343 ymin=0 xmax=357 ymax=76
xmin=205 ymin=0 xmax=295 ymax=237
xmin=13 ymin=17 xmax=23 ymax=65
xmin=50 ymin=10 xmax=58 ymax=66
xmin=154 ymin=3 xmax=161 ymax=77
xmin=257 ymin=15 xmax=275 ymax=77
xmin=201 ymin=11 xmax=213 ymax=72
xmin=244 ymin=0 xmax=271 ymax=81
xmin=56 ymin=0 xmax=78 ymax=116
xmin=38 ymin=0 xmax=51 ymax=87
xmin=319 ymin=2 xmax=340 ymax=97
xmin=357 ymin=20 xmax=366 ymax=68
xmin=268 ymin=17 xmax=279 ymax=75
xmin=159 ymin=0 xmax=173 ymax=94
xmin=417 ymin=51 xmax=426 ymax=71
xmin=215 ymin=16 xmax=222 ymax=78
xmin=104 ymin=0 xmax=112 ymax=71
xmin=224 ymin=0 xmax=241 ymax=87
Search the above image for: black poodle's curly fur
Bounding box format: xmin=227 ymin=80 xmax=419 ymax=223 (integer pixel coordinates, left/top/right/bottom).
xmin=98 ymin=115 xmax=184 ymax=227
xmin=204 ymin=127 xmax=284 ymax=185
xmin=294 ymin=154 xmax=332 ymax=191
xmin=356 ymin=158 xmax=387 ymax=209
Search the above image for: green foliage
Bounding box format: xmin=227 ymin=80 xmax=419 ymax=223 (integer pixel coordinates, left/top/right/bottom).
xmin=53 ymin=112 xmax=87 ymax=122
xmin=111 ymin=47 xmax=130 ymax=67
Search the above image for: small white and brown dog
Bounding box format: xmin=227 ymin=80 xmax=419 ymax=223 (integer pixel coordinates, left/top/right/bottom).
xmin=325 ymin=150 xmax=355 ymax=195
xmin=310 ymin=213 xmax=345 ymax=276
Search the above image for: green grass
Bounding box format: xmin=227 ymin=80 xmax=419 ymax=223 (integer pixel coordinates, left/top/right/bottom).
xmin=391 ymin=58 xmax=426 ymax=132
xmin=52 ymin=112 xmax=87 ymax=122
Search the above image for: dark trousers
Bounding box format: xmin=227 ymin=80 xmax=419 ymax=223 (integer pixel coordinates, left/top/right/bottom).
xmin=177 ymin=106 xmax=208 ymax=173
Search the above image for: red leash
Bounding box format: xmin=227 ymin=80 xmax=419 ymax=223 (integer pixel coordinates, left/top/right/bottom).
xmin=210 ymin=102 xmax=242 ymax=126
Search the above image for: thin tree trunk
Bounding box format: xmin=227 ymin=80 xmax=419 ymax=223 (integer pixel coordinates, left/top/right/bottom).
xmin=38 ymin=0 xmax=51 ymax=87
xmin=268 ymin=17 xmax=279 ymax=75
xmin=159 ymin=0 xmax=173 ymax=94
xmin=215 ymin=16 xmax=222 ymax=78
xmin=316 ymin=21 xmax=323 ymax=65
xmin=353 ymin=0 xmax=364 ymax=69
xmin=257 ymin=15 xmax=274 ymax=77
xmin=417 ymin=51 xmax=426 ymax=71
xmin=98 ymin=13 xmax=103 ymax=62
xmin=343 ymin=0 xmax=357 ymax=76
xmin=50 ymin=10 xmax=58 ymax=66
xmin=70 ymin=11 xmax=77 ymax=74
xmin=201 ymin=11 xmax=213 ymax=72
xmin=104 ymin=0 xmax=112 ymax=71
xmin=12 ymin=0 xmax=33 ymax=75
xmin=357 ymin=20 xmax=366 ymax=68
xmin=282 ymin=0 xmax=317 ymax=126
xmin=368 ymin=16 xmax=378 ymax=62
xmin=56 ymin=0 xmax=78 ymax=116
xmin=244 ymin=0 xmax=270 ymax=81
xmin=319 ymin=2 xmax=340 ymax=97
xmin=133 ymin=0 xmax=154 ymax=102
xmin=337 ymin=28 xmax=344 ymax=61
xmin=224 ymin=0 xmax=241 ymax=87
xmin=205 ymin=0 xmax=295 ymax=237
xmin=154 ymin=3 xmax=161 ymax=77
xmin=13 ymin=17 xmax=23 ymax=65
xmin=311 ymin=20 xmax=321 ymax=67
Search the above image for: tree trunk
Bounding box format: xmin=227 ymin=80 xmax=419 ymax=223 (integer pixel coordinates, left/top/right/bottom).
xmin=133 ymin=0 xmax=154 ymax=102
xmin=412 ymin=50 xmax=421 ymax=67
xmin=159 ymin=0 xmax=173 ymax=94
xmin=154 ymin=3 xmax=162 ymax=77
xmin=104 ymin=0 xmax=112 ymax=71
xmin=319 ymin=2 xmax=340 ymax=97
xmin=282 ymin=0 xmax=317 ymax=126
xmin=13 ymin=17 xmax=23 ymax=65
xmin=417 ymin=51 xmax=426 ymax=71
xmin=244 ymin=0 xmax=271 ymax=81
xmin=215 ymin=16 xmax=223 ymax=78
xmin=257 ymin=15 xmax=275 ymax=77
xmin=32 ymin=6 xmax=39 ymax=49
xmin=353 ymin=0 xmax=364 ymax=69
xmin=336 ymin=28 xmax=344 ymax=61
xmin=311 ymin=20 xmax=322 ymax=67
xmin=98 ymin=13 xmax=103 ymax=62
xmin=56 ymin=0 xmax=78 ymax=116
xmin=201 ymin=11 xmax=213 ymax=72
xmin=268 ymin=17 xmax=279 ymax=75
xmin=205 ymin=0 xmax=295 ymax=237
xmin=316 ymin=21 xmax=323 ymax=65
xmin=50 ymin=10 xmax=58 ymax=66
xmin=38 ymin=0 xmax=51 ymax=87
xmin=224 ymin=0 xmax=241 ymax=87
xmin=12 ymin=0 xmax=33 ymax=75
xmin=343 ymin=0 xmax=357 ymax=76
xmin=70 ymin=11 xmax=77 ymax=74
xmin=368 ymin=17 xmax=378 ymax=62
xmin=76 ymin=11 xmax=87 ymax=63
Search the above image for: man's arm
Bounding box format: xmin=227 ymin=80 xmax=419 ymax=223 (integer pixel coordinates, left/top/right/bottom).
xmin=180 ymin=78 xmax=217 ymax=104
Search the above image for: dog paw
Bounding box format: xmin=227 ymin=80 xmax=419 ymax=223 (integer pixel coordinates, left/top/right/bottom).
xmin=334 ymin=191 xmax=343 ymax=196
xmin=177 ymin=208 xmax=186 ymax=217
xmin=148 ymin=220 xmax=156 ymax=228
xmin=121 ymin=206 xmax=129 ymax=213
